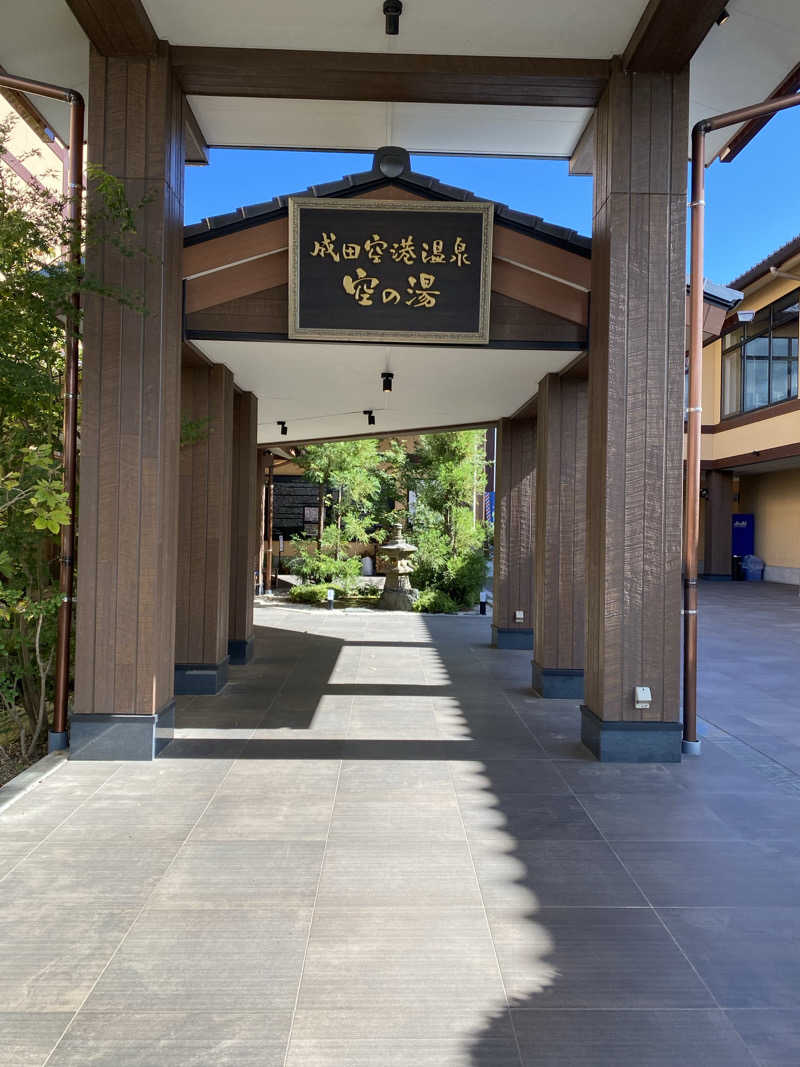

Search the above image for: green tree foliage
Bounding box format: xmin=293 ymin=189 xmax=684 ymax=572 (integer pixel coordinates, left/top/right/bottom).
xmin=0 ymin=118 xmax=148 ymax=769
xmin=289 ymin=438 xmax=394 ymax=592
xmin=404 ymin=430 xmax=490 ymax=610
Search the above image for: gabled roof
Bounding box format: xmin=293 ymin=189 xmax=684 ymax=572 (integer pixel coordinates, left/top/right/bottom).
xmin=184 ymin=146 xmax=592 ymax=258
xmin=728 ymin=234 xmax=800 ymax=292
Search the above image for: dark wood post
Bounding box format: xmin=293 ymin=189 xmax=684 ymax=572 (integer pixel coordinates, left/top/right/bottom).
xmin=174 ymin=362 xmax=234 ymax=692
xmin=533 ymin=374 xmax=588 ymax=698
xmin=703 ymin=470 xmax=734 ymax=579
xmin=265 ymin=454 xmax=275 ymax=590
xmin=582 ymin=64 xmax=689 ymax=761
xmin=491 ymin=417 xmax=536 ymax=649
xmin=72 ymin=44 xmax=186 ymax=759
xmin=228 ymin=392 xmax=258 ymax=663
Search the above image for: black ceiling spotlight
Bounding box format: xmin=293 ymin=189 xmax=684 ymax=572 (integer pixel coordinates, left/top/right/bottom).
xmin=381 ymin=371 xmax=394 ymax=393
xmin=277 ymin=420 xmax=287 ymax=436
xmin=383 ymin=0 xmax=402 ymax=35
xmin=716 ymin=8 xmax=730 ymax=25
xmin=364 ymin=409 xmax=376 ymax=426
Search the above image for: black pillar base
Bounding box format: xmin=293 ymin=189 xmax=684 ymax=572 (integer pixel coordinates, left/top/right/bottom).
xmin=228 ymin=635 xmax=255 ymax=665
xmin=580 ymin=706 xmax=682 ymax=762
xmin=492 ymin=626 xmax=534 ymax=650
xmin=69 ymin=701 xmax=175 ymax=761
xmin=532 ymin=663 xmax=584 ymax=699
xmin=174 ymin=656 xmax=229 ymax=695
xmin=700 ymin=573 xmax=732 ymax=581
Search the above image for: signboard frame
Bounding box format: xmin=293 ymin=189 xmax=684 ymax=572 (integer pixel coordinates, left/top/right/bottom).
xmin=288 ymin=197 xmax=494 ymax=345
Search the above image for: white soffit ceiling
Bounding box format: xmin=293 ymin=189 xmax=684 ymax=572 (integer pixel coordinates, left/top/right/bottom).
xmin=189 ymin=97 xmax=595 ymax=157
xmin=0 ymin=0 xmax=89 ymax=143
xmin=190 ymin=338 xmax=576 ymax=443
xmin=143 ymin=0 xmax=645 ymax=57
xmin=690 ymin=0 xmax=800 ymax=161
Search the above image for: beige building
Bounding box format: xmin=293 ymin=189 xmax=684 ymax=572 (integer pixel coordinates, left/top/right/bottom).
xmin=0 ymin=88 xmax=67 ymax=195
xmin=699 ymin=236 xmax=800 ymax=586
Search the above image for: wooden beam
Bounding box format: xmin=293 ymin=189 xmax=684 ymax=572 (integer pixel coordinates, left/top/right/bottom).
xmin=185 ymin=251 xmax=289 ymax=312
xmin=720 ymin=64 xmax=800 ymax=163
xmin=184 ymin=217 xmax=288 ymax=279
xmin=184 ymin=212 xmax=589 ymax=290
xmin=260 ymin=418 xmax=493 ymax=450
xmin=172 ymin=47 xmax=609 ymax=107
xmin=623 ymin=0 xmax=727 ymax=73
xmin=184 ymin=101 xmax=209 ymax=165
xmin=491 ymin=259 xmax=589 ymax=326
xmin=65 ymin=0 xmax=158 ymax=56
xmin=569 ymin=113 xmax=595 ymax=176
xmin=186 ymin=284 xmax=587 ymax=347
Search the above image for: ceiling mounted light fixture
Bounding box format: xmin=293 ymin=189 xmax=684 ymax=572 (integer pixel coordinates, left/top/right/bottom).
xmin=383 ymin=0 xmax=402 ymax=35
xmin=716 ymin=8 xmax=730 ymax=25
xmin=364 ymin=409 xmax=376 ymax=426
xmin=381 ymin=371 xmax=394 ymax=393
xmin=277 ymin=420 xmax=288 ymax=436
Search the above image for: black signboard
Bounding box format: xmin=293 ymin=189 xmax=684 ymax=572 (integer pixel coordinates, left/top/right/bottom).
xmin=288 ymin=198 xmax=493 ymax=344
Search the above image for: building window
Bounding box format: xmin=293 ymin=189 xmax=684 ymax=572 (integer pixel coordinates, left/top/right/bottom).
xmin=721 ymin=288 xmax=799 ymax=418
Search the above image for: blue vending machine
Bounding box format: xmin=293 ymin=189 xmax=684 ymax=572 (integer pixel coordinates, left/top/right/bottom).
xmin=731 ymin=514 xmax=754 ymax=580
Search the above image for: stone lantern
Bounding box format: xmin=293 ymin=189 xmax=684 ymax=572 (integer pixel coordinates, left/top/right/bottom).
xmin=378 ymin=521 xmax=419 ymax=611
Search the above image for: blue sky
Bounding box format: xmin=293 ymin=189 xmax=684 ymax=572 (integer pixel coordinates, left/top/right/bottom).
xmin=185 ymin=105 xmax=800 ymax=287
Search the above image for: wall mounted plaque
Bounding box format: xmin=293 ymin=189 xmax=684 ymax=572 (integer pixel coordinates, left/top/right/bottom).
xmin=288 ymin=198 xmax=493 ymax=344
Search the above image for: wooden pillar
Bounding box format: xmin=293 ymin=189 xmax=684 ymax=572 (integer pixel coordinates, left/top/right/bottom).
xmin=703 ymin=470 xmax=733 ymax=579
xmin=174 ymin=362 xmax=234 ymax=692
xmin=228 ymin=393 xmax=259 ymax=664
xmin=492 ymin=418 xmax=536 ymax=649
xmin=533 ymin=374 xmax=588 ymax=698
xmin=583 ymin=65 xmax=689 ymax=761
xmin=72 ymin=44 xmax=185 ymax=759
xmin=256 ymin=450 xmax=267 ymax=594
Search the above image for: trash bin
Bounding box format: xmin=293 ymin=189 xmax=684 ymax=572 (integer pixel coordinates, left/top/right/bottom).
xmin=742 ymin=554 xmax=765 ymax=582
xmin=732 ymin=555 xmax=744 ymax=581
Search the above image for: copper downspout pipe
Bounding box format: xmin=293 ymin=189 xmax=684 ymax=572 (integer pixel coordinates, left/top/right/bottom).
xmin=0 ymin=73 xmax=84 ymax=751
xmin=683 ymin=90 xmax=800 ymax=756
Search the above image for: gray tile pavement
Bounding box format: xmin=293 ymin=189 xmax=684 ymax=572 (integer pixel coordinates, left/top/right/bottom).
xmin=0 ymin=584 xmax=799 ymax=1063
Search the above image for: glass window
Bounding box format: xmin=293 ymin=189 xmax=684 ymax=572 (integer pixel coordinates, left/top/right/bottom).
xmin=719 ymin=288 xmax=800 ymax=418
xmin=771 ymin=298 xmax=799 ymax=404
xmin=743 ymin=334 xmax=769 ymax=411
xmin=721 ymin=349 xmax=741 ymax=417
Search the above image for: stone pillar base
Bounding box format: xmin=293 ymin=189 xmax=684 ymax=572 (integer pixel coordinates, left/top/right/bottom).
xmin=580 ymin=706 xmax=682 ymax=763
xmin=379 ymin=588 xmax=419 ymax=611
xmin=492 ymin=626 xmax=533 ymax=650
xmin=69 ymin=701 xmax=175 ymax=761
xmin=174 ymin=656 xmax=229 ymax=695
xmin=228 ymin=635 xmax=255 ymax=665
xmin=533 ymin=663 xmax=584 ymax=699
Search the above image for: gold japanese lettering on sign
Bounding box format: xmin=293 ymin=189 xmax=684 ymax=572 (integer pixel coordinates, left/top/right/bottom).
xmin=342 ymin=272 xmax=441 ymax=310
xmin=311 ymin=233 xmax=471 ymax=311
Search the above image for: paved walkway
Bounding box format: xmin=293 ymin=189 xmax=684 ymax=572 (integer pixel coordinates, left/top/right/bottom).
xmin=2 ymin=586 xmax=800 ymax=1065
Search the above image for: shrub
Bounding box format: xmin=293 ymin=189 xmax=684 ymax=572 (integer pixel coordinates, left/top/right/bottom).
xmin=410 ymin=528 xmax=486 ymax=610
xmin=413 ymin=589 xmax=459 ymax=614
xmin=289 ymin=583 xmax=345 ymax=605
xmin=357 ymin=582 xmax=382 ymax=599
xmin=287 ymin=539 xmax=363 ymax=593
